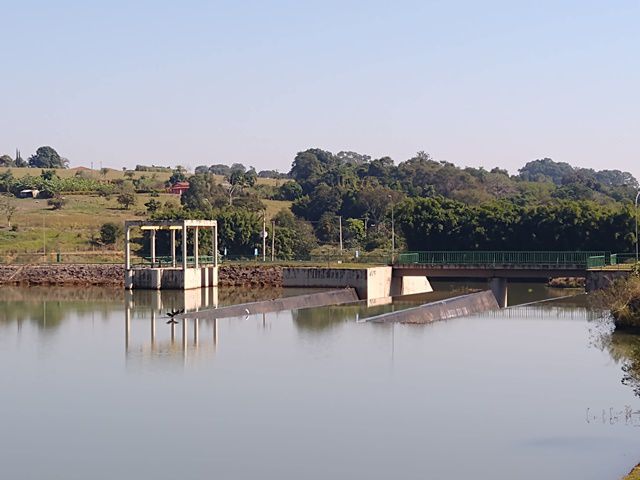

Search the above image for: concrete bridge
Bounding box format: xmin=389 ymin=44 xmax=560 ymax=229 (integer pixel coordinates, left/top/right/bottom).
xmin=393 ymin=251 xmax=609 ymax=307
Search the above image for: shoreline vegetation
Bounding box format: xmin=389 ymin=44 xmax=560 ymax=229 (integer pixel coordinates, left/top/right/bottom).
xmin=593 ymin=268 xmax=640 ymax=331
xmin=624 ymin=464 xmax=640 ymax=480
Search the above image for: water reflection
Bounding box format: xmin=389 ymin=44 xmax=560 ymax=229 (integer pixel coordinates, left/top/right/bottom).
xmin=124 ymin=288 xmax=221 ymax=365
xmin=599 ymin=329 xmax=640 ymax=397
xmin=3 ymin=284 xmax=640 ymax=480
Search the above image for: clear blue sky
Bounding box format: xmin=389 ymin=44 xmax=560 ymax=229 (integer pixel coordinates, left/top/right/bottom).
xmin=1 ymin=0 xmax=638 ymax=175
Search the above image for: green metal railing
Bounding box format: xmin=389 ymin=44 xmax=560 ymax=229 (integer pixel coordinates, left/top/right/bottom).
xmin=587 ymin=253 xmax=638 ymax=269
xmin=397 ymin=251 xmax=609 ymax=268
xmin=137 ymin=254 xmax=391 ymax=267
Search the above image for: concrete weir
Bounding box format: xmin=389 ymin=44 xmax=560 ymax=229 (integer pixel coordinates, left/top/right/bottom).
xmin=178 ymin=288 xmax=360 ymax=320
xmin=282 ymin=266 xmax=432 ymax=299
xmin=366 ymin=290 xmax=499 ymax=324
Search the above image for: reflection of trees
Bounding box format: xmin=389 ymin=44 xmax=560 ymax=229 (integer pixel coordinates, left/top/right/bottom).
xmin=292 ymin=305 xmax=360 ymax=332
xmin=218 ymin=287 xmax=285 ymax=306
xmin=602 ymin=330 xmax=640 ymax=397
xmin=0 ymin=287 xmax=123 ymax=330
xmin=0 ymin=286 xmax=123 ymax=303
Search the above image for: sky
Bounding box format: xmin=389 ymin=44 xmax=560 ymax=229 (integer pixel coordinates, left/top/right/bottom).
xmin=0 ymin=0 xmax=638 ymax=176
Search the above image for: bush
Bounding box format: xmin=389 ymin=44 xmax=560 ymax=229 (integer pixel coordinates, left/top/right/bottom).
xmin=592 ymin=271 xmax=640 ymax=330
xmin=117 ymin=191 xmax=136 ymax=209
xmin=100 ymin=222 xmax=122 ymax=245
xmin=47 ymin=196 xmax=67 ymax=210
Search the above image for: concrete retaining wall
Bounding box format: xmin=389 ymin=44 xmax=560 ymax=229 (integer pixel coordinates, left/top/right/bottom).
xmin=282 ymin=267 xmax=431 ymax=299
xmin=586 ymin=270 xmax=630 ymax=292
xmin=367 ymin=290 xmax=499 ymax=324
xmin=126 ymin=266 xmax=218 ymax=290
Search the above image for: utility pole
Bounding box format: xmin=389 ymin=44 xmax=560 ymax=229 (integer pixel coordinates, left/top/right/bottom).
xmin=271 ymin=220 xmax=275 ymax=262
xmin=633 ymin=190 xmax=640 ymax=264
xmin=338 ymin=215 xmax=343 ymax=255
xmin=388 ymin=194 xmax=395 ymax=262
xmin=262 ymin=211 xmax=267 ymax=262
xmin=42 ymin=214 xmax=46 ymax=262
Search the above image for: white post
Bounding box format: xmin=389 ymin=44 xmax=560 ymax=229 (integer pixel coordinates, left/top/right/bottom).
xmin=194 ymin=226 xmax=199 ymax=268
xmin=171 ymin=229 xmax=176 ymax=267
xmin=262 ymin=212 xmax=266 ymax=262
xmin=125 ymin=226 xmax=131 ymax=270
xmin=213 ymin=224 xmax=218 ymax=267
xmin=339 ymin=215 xmax=343 ymax=254
xmin=182 ymin=223 xmax=188 ymax=271
xmin=271 ymin=220 xmax=275 ymax=262
xmin=151 ymin=228 xmax=156 ymax=264
xmin=391 ymin=202 xmax=395 ymax=262
xmin=633 ymin=190 xmax=640 ymax=263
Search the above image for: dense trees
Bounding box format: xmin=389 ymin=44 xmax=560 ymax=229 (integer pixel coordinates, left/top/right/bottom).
xmin=397 ymin=196 xmax=635 ymax=252
xmin=28 ymin=146 xmax=68 ymax=169
xmin=279 ymin=148 xmax=638 ymax=255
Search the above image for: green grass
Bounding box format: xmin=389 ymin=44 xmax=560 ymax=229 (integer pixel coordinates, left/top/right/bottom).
xmin=263 ymin=199 xmax=292 ymax=220
xmin=0 ymin=193 xmax=180 ymax=255
xmin=0 ymin=193 xmax=293 ymax=257
xmin=1 ymin=167 xmax=283 ymax=186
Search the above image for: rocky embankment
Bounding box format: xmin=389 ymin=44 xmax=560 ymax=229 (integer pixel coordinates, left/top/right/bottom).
xmin=0 ymin=264 xmax=283 ymax=287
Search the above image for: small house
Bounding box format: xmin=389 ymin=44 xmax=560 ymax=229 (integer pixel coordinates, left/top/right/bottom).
xmin=168 ymin=181 xmax=190 ymax=195
xmin=19 ymin=189 xmax=39 ymax=198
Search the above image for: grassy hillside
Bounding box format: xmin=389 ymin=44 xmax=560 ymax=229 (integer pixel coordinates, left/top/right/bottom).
xmin=0 ymin=193 xmax=292 ymax=258
xmin=1 ymin=167 xmax=283 ymax=186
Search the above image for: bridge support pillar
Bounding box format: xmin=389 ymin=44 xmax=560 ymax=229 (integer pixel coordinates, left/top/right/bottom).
xmin=489 ymin=277 xmax=508 ymax=308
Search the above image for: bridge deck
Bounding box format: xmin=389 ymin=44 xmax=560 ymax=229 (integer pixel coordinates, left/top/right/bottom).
xmin=394 ymin=251 xmax=608 ymax=278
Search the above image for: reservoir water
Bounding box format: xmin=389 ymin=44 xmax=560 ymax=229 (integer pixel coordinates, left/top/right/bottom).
xmin=0 ymin=283 xmax=639 ymax=479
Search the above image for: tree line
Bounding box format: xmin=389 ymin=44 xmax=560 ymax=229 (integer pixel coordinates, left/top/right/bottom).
xmin=147 ymin=148 xmax=638 ymax=258
xmin=0 ymin=146 xmax=69 ymax=169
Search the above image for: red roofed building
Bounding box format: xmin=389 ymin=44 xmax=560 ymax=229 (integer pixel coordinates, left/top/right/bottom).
xmin=168 ymin=181 xmax=190 ymax=195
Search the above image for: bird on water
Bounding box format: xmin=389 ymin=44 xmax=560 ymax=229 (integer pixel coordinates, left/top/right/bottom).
xmin=165 ymin=308 xmax=184 ymax=324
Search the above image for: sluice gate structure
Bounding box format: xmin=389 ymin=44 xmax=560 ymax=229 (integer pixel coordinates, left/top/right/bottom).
xmin=124 ymin=219 xmax=219 ymax=290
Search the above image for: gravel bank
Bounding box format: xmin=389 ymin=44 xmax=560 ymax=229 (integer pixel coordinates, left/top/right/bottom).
xmin=0 ymin=264 xmax=283 ymax=288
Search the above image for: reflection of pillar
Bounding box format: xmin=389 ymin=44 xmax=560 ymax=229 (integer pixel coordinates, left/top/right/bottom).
xmin=194 ymin=227 xmax=199 ymax=268
xmin=151 ymin=310 xmax=156 ymax=345
xmin=182 ymin=223 xmax=188 ymax=270
xmin=171 ymin=322 xmax=176 ymax=343
xmin=171 ymin=229 xmax=176 ymax=268
xmin=125 ymin=306 xmax=131 ymax=352
xmin=193 ymin=318 xmax=199 ymax=346
xmin=182 ymin=318 xmax=188 ymax=351
xmin=213 ymin=318 xmax=218 ymax=346
xmin=151 ymin=228 xmax=156 ymax=264
xmin=489 ymin=278 xmax=508 ymax=308
xmin=125 ymin=226 xmax=131 ymax=270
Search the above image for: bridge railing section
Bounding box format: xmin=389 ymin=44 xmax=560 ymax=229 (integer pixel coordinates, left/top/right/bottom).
xmin=587 ymin=253 xmax=638 ymax=269
xmin=397 ymin=251 xmax=609 ymax=267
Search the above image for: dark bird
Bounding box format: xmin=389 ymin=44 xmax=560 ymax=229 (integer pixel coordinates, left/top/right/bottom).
xmin=165 ymin=308 xmax=184 ymax=324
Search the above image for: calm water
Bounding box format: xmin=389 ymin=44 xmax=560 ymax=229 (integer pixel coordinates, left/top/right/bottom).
xmin=1 ymin=283 xmax=639 ymax=480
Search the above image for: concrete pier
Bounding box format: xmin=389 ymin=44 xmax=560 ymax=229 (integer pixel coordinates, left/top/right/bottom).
xmin=282 ymin=266 xmax=432 ymax=299
xmin=488 ymin=277 xmax=508 ymax=308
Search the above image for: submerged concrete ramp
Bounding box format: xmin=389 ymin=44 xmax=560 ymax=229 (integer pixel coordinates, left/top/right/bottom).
xmin=367 ymin=290 xmax=499 ymax=324
xmin=177 ymin=288 xmax=360 ymax=320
